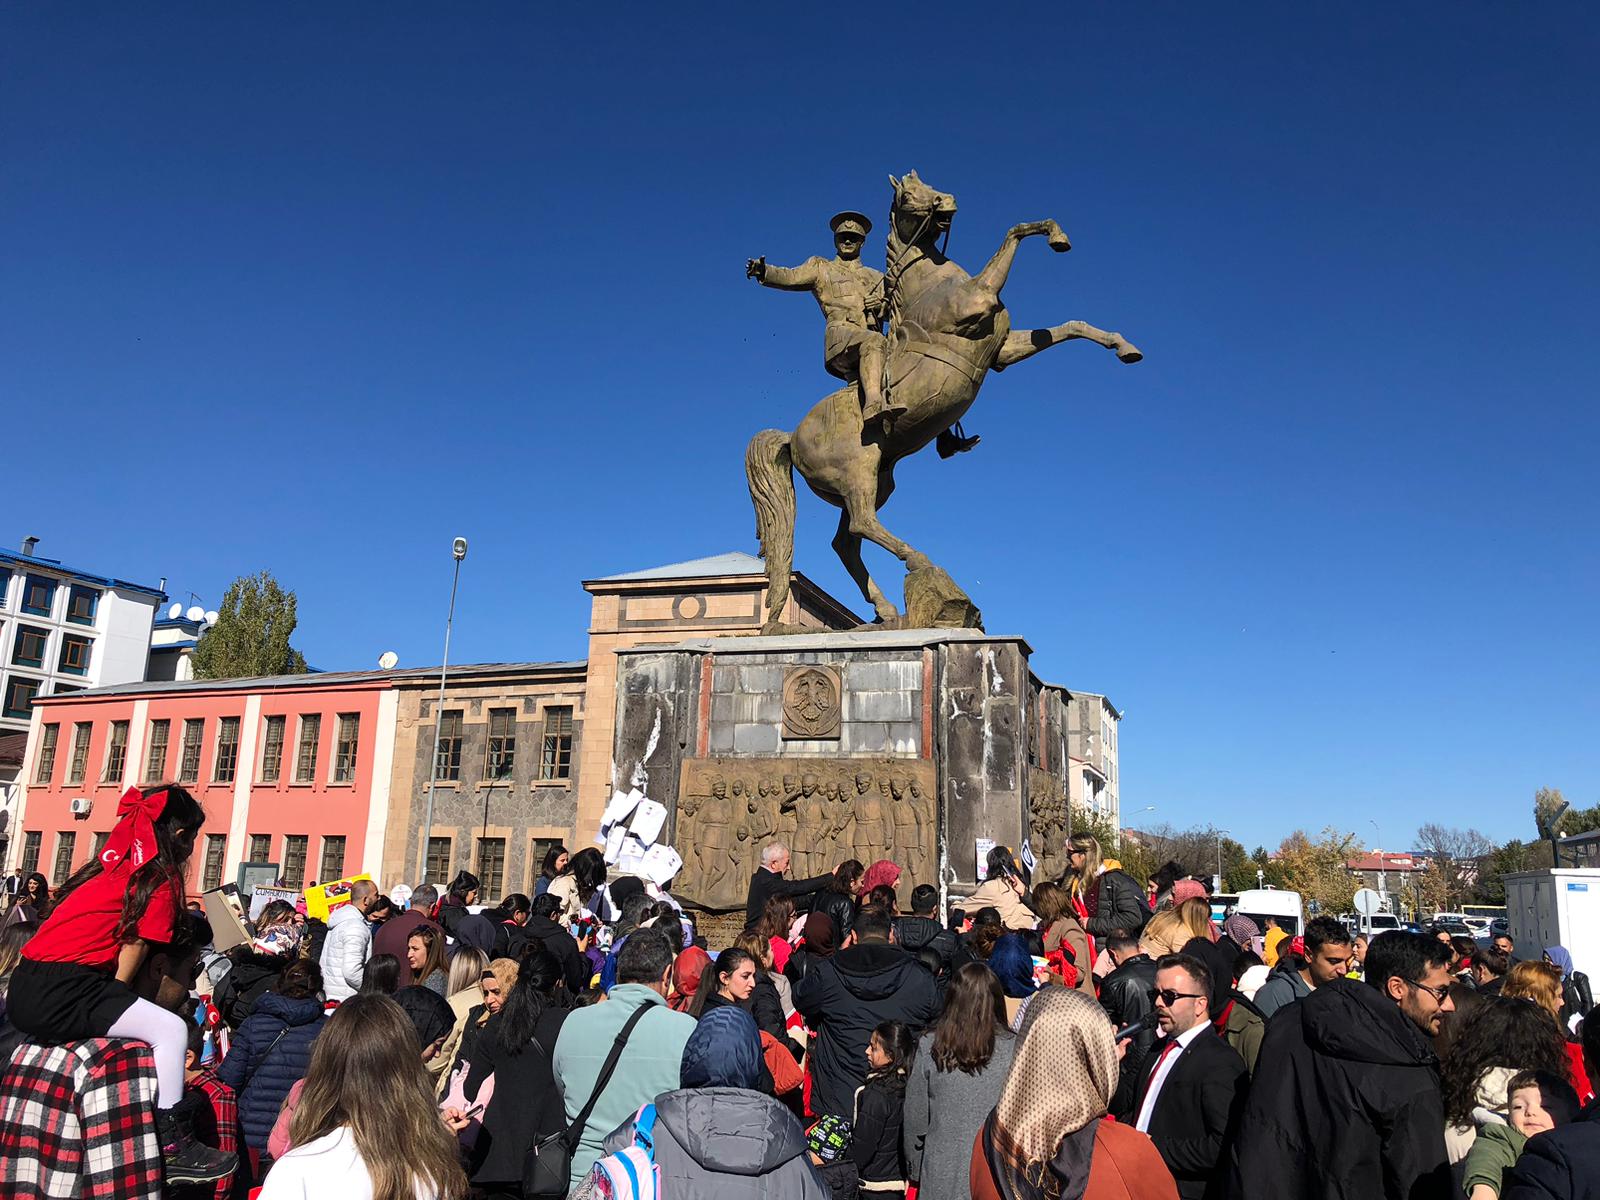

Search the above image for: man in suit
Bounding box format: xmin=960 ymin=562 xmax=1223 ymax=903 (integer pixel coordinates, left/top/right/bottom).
xmin=1125 ymin=953 xmax=1249 ymax=1200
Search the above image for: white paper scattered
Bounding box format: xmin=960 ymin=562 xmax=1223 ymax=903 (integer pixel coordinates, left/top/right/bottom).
xmin=975 ymin=837 xmax=996 ymax=881
xmin=628 ymin=798 xmax=668 ymax=846
xmin=640 ymin=844 xmax=684 ymax=886
xmin=1019 ymin=839 xmax=1037 ymax=872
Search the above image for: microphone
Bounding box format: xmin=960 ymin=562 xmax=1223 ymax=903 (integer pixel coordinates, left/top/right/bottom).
xmin=1114 ymin=1012 xmax=1158 ymax=1041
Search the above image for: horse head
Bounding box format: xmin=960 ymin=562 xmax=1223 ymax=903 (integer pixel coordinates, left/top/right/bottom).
xmin=888 ymin=171 xmax=957 ymax=251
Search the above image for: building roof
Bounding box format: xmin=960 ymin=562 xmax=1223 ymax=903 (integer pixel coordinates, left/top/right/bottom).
xmin=589 ymin=551 xmax=769 ymax=583
xmin=1346 ymin=852 xmax=1426 ymax=872
xmin=619 ymin=628 xmax=1032 ymax=655
xmin=32 ymin=660 xmax=588 ymax=702
xmin=0 ymin=549 xmax=166 ymax=601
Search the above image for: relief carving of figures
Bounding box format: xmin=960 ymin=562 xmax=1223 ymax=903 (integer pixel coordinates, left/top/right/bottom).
xmin=1027 ymin=768 xmax=1069 ymax=882
xmin=675 ymin=756 xmax=938 ymax=910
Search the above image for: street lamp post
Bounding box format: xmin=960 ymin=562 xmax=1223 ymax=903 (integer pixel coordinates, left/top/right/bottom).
xmin=417 ymin=537 xmax=468 ymax=887
xmin=1371 ymin=819 xmax=1387 ymax=912
xmin=1215 ymin=829 xmax=1230 ymax=892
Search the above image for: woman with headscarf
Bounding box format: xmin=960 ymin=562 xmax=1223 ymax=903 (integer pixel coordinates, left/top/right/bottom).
xmin=1220 ymin=913 xmax=1260 ymax=958
xmin=971 ymin=987 xmax=1178 ymax=1200
xmin=1180 ymin=936 xmax=1266 ymax=1076
xmin=581 ymin=1006 xmax=828 ymax=1198
xmin=988 ymin=933 xmax=1039 ymax=1025
xmin=784 ymin=911 xmax=838 ymax=988
xmin=858 ymin=860 xmax=902 ymax=904
xmin=669 ymin=946 xmax=712 ymax=1013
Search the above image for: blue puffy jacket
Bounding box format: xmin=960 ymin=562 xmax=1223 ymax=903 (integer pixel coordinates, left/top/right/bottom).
xmin=216 ymin=991 xmax=328 ymax=1150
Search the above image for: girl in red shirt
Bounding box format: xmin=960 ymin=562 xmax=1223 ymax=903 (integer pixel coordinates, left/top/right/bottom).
xmin=10 ymin=783 xmax=233 ymax=1184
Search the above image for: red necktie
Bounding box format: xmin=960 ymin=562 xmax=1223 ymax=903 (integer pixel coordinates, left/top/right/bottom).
xmin=1138 ymin=1038 xmax=1180 ymax=1109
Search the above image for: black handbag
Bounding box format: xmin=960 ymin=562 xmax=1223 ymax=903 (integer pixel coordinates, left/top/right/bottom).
xmin=523 ymin=1003 xmax=652 ymax=1199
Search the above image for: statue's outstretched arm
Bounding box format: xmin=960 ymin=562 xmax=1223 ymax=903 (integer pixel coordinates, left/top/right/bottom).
xmin=753 ymin=258 xmax=820 ymax=291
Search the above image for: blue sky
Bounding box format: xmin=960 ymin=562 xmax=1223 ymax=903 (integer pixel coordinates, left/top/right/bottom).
xmin=4 ymin=6 xmax=1596 ymax=850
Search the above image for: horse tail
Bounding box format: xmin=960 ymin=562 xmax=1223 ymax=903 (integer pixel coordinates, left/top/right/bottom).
xmin=746 ymin=428 xmax=795 ymax=627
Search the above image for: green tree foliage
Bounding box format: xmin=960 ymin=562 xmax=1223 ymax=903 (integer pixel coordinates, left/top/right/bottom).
xmin=1273 ymin=827 xmax=1360 ymax=916
xmin=191 ymin=571 xmax=310 ymax=680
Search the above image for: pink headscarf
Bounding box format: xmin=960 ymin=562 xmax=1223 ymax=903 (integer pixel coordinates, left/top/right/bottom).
xmin=857 ymin=860 xmax=902 ymax=898
xmin=1170 ymin=879 xmax=1208 ymax=906
xmin=99 ymin=786 xmax=170 ymax=874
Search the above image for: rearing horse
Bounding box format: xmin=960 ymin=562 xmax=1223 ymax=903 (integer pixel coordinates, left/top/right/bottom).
xmin=746 ymin=171 xmax=1141 ymax=630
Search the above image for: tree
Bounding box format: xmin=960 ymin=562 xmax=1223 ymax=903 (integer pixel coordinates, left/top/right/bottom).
xmin=191 ymin=571 xmax=310 ymax=680
xmin=1413 ymin=823 xmax=1495 ymax=912
xmin=1272 ymin=827 xmax=1360 ymax=916
xmin=1534 ymin=787 xmax=1569 ymax=838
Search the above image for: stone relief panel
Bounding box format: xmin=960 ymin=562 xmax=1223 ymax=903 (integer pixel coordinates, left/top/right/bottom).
xmin=781 ymin=665 xmax=842 ymax=739
xmin=673 ymin=756 xmax=937 ymax=910
xmin=1027 ymin=767 xmax=1069 ymax=884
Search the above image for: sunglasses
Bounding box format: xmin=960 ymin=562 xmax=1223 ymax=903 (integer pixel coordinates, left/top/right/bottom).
xmin=1148 ymin=988 xmax=1206 ymax=1006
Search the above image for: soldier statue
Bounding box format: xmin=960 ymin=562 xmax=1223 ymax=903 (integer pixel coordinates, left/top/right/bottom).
xmin=746 ymin=211 xmax=903 ymax=429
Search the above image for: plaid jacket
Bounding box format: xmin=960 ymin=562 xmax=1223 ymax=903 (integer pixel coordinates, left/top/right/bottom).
xmin=0 ymin=1037 xmax=164 ymax=1200
xmin=188 ymin=1066 xmax=240 ymax=1200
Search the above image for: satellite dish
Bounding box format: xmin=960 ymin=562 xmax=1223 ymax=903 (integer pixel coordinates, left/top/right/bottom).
xmin=168 ymin=602 xmax=184 ymax=620
xmin=378 ymin=651 xmax=399 ymax=670
xmin=186 ymin=605 xmax=206 ymax=622
xmin=204 ymin=611 xmax=220 ymax=626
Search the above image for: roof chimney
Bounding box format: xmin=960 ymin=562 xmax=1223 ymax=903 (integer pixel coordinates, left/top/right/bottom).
xmin=21 ymin=536 xmax=39 ymax=557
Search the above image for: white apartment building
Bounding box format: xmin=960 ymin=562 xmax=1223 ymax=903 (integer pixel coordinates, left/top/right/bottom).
xmin=0 ymin=538 xmax=166 ymax=861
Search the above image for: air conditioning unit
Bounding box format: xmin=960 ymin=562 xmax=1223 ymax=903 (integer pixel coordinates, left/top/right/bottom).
xmin=70 ymin=797 xmax=92 ymax=816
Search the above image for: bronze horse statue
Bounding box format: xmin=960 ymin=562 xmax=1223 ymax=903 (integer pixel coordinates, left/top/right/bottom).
xmin=746 ymin=171 xmax=1142 ymax=631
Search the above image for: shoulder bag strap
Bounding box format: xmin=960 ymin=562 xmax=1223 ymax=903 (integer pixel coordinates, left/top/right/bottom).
xmin=560 ymin=1002 xmax=654 ymax=1152
xmin=240 ymin=1024 xmax=294 ymax=1090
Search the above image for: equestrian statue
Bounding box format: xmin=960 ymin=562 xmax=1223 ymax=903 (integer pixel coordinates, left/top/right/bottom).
xmin=745 ymin=171 xmax=1142 ymax=632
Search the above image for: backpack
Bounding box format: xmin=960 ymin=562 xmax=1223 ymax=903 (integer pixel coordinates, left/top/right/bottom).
xmin=584 ymin=1104 xmax=660 ymax=1199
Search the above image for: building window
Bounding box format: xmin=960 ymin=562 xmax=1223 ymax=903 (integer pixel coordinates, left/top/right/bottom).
xmin=435 ymin=709 xmax=463 ymax=782
xmin=260 ymin=715 xmax=286 ymax=783
xmin=477 ymin=837 xmax=506 ymax=902
xmin=92 ymin=831 xmax=109 ymax=860
xmin=66 ymin=585 xmax=100 ymax=626
xmin=20 ymin=831 xmax=42 ymax=875
xmin=11 ymin=625 xmax=48 ymax=669
xmin=142 ymin=719 xmax=170 ymax=783
xmin=34 ymin=723 xmax=59 ymax=785
xmin=213 ymin=717 xmax=241 ymax=783
xmin=65 ymin=723 xmax=92 ymax=785
xmin=178 ymin=719 xmax=204 ymax=784
xmin=529 ymin=837 xmax=561 ymax=891
xmin=202 ymin=834 xmax=227 ymax=891
xmin=426 ymin=836 xmax=452 ymax=882
xmin=319 ymin=836 xmax=347 ymax=883
xmin=52 ymin=832 xmax=77 ymax=887
xmin=281 ymin=835 xmax=308 ymax=887
xmin=58 ymin=634 xmax=93 ymax=677
xmin=3 ymin=677 xmax=41 ymax=720
xmin=21 ymin=575 xmax=56 ymax=617
xmin=294 ymin=715 xmax=321 ymax=784
xmin=332 ymin=714 xmax=359 ymax=784
xmin=539 ymin=706 xmax=574 ymax=781
xmin=485 ymin=709 xmax=515 ymax=779
xmin=101 ymin=721 xmax=129 ymax=784
xmin=248 ymin=833 xmax=272 ymax=862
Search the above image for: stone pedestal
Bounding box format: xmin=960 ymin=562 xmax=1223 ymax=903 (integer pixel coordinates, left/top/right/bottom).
xmin=612 ymin=629 xmax=1080 ymax=910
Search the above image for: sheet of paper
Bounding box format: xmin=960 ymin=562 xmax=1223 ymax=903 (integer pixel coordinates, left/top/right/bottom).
xmin=975 ymin=837 xmax=996 ymax=881
xmin=627 ymin=798 xmax=668 ymax=846
xmin=640 ymin=844 xmax=684 ymax=886
xmin=603 ymin=823 xmax=629 ymax=865
xmin=617 ymin=836 xmax=649 ymax=875
xmin=602 ymin=788 xmax=641 ymax=829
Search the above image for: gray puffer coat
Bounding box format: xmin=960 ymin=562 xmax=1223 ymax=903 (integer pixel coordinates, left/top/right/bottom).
xmin=593 ymin=1085 xmax=829 ymax=1199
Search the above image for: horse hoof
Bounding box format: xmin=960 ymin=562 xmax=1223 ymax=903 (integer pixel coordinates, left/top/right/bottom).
xmin=1049 ymin=234 xmax=1072 ymax=252
xmin=1117 ymin=342 xmax=1143 ymax=364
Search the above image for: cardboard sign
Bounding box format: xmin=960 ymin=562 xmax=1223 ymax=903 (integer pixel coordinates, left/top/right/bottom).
xmin=303 ymin=873 xmax=373 ymax=921
xmin=202 ymin=886 xmax=252 ymax=952
xmin=975 ymin=838 xmax=996 ymax=882
xmin=248 ymin=885 xmax=302 ymax=923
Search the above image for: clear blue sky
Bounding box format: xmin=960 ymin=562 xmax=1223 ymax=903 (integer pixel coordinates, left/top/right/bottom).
xmin=5 ymin=6 xmax=1596 ymax=851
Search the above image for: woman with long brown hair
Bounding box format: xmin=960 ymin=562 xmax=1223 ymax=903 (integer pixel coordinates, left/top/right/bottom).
xmin=1504 ymin=960 xmax=1594 ymax=1101
xmin=1140 ymin=898 xmax=1214 ymax=960
xmin=406 ymin=924 xmax=448 ymax=996
xmin=1030 ymin=882 xmax=1095 ymax=995
xmin=972 ymin=987 xmax=1177 ymax=1200
xmin=904 ymin=962 xmax=1017 ymax=1200
xmin=261 ymin=992 xmax=467 ymax=1199
xmin=757 ymin=894 xmax=798 ymax=972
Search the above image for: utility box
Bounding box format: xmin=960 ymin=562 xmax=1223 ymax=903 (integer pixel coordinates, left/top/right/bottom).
xmin=1503 ymin=869 xmax=1600 ymax=974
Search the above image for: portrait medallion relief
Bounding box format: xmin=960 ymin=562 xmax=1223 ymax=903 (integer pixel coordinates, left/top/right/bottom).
xmin=781 ymin=665 xmax=842 ymax=739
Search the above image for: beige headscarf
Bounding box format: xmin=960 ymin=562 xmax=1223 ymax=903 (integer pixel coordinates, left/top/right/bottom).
xmin=989 ymin=986 xmax=1119 ymax=1197
xmin=476 ymin=957 xmax=520 ymax=1026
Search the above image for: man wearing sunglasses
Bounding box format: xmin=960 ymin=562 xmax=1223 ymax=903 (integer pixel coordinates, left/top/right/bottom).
xmin=1228 ymin=930 xmax=1455 ymax=1200
xmin=1118 ymin=954 xmax=1248 ymax=1200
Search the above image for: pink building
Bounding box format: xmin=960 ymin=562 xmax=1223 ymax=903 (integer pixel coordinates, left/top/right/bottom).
xmin=13 ymin=671 xmax=400 ymax=895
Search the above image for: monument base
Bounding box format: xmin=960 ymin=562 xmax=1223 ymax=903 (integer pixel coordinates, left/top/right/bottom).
xmin=612 ymin=628 xmax=1083 ymax=911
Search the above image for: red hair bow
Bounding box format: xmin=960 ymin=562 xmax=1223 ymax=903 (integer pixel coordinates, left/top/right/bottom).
xmin=98 ymin=786 xmax=169 ymax=873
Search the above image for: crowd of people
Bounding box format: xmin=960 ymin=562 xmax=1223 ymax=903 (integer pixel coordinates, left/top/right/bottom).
xmin=1 ymin=786 xmax=1599 ymax=1200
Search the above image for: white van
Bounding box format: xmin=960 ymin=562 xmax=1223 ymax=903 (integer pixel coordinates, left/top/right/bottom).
xmin=1233 ymin=888 xmax=1305 ymax=937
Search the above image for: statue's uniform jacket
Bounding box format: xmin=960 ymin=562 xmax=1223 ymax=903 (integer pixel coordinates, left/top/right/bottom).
xmin=759 ymin=256 xmax=886 ymax=380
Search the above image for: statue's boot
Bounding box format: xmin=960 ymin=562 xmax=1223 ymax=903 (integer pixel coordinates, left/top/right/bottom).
xmin=937 ymin=425 xmax=981 ymax=458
